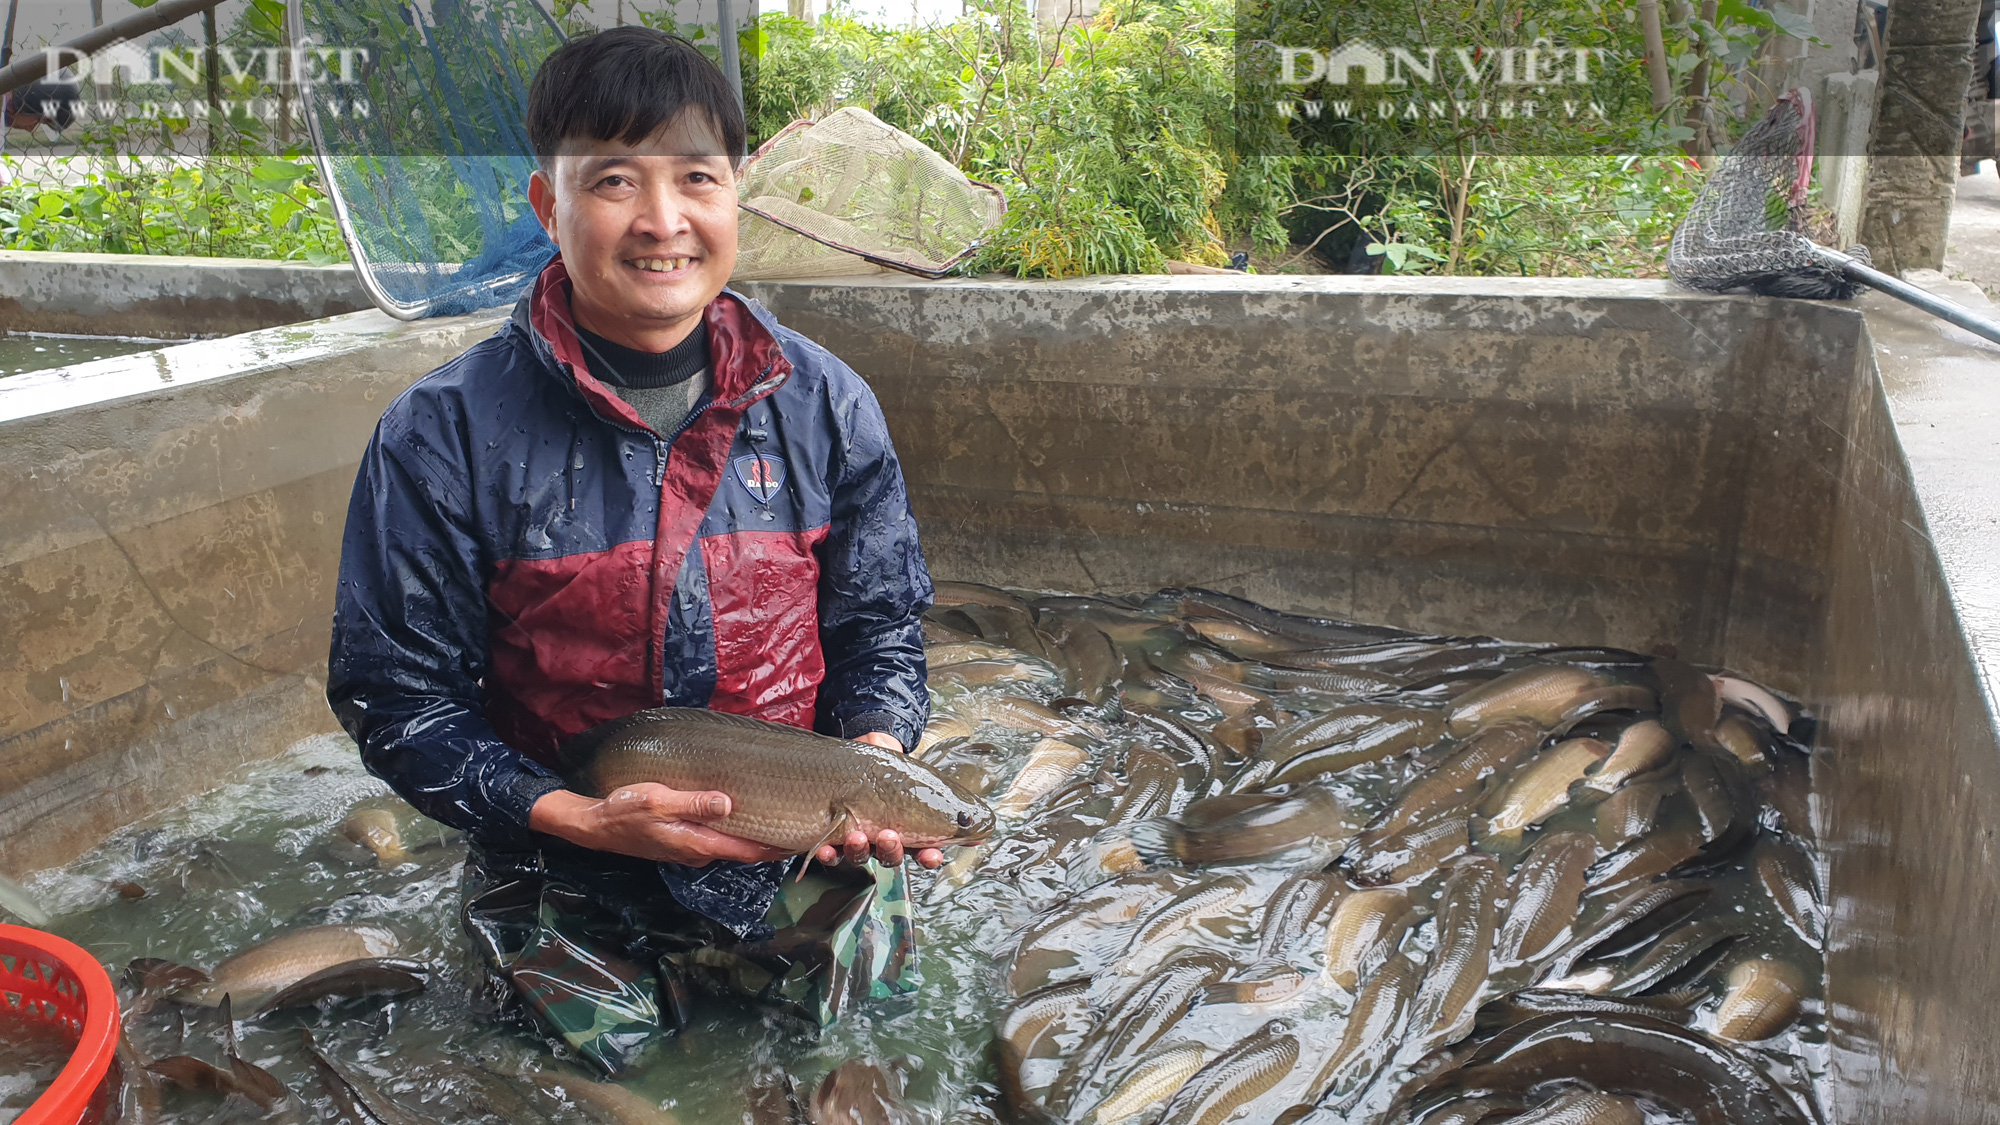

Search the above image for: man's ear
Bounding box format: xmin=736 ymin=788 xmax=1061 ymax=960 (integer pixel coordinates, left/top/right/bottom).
xmin=528 ymin=167 xmax=559 ymax=247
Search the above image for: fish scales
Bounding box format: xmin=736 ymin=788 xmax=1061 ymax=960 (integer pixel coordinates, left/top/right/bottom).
xmin=1579 ymin=719 xmax=1676 ymax=794
xmin=1508 ymin=1091 xmax=1646 ymax=1125
xmin=1305 ymin=952 xmax=1422 ymax=1109
xmin=1240 ymin=705 xmax=1445 ymax=791
xmin=1406 ymin=855 xmax=1502 ymax=1053
xmin=1257 ymin=871 xmax=1348 ymax=959
xmin=1199 ymin=960 xmax=1307 ymax=1006
xmin=1323 ymin=888 xmax=1411 ymax=991
xmin=1345 ymin=814 xmax=1470 ymax=886
xmin=562 ymin=707 xmax=992 ymax=853
xmin=1550 ymin=880 xmax=1713 ymax=977
xmin=1127 ymin=876 xmax=1250 ymax=955
xmin=1604 ymin=917 xmax=1748 ymax=996
xmin=1047 ymin=950 xmax=1232 ymax=1116
xmin=1446 ymin=666 xmax=1606 ymax=735
xmin=1154 ymin=1021 xmax=1298 ymax=1125
xmin=1480 ymin=737 xmax=1610 ymax=840
xmin=1495 ymin=831 xmax=1598 ymax=965
xmin=996 ymin=738 xmax=1093 ymax=819
xmin=1362 ymin=721 xmax=1543 ymax=844
xmin=1089 ymin=1043 xmax=1210 ymax=1125
xmin=176 ymin=924 xmax=401 ymax=1007
xmin=1755 ymin=839 xmax=1825 ymax=944
xmin=998 ymin=980 xmax=1096 ymax=1114
xmin=1593 ymin=775 xmax=1678 ymax=849
xmin=1008 ymin=874 xmax=1182 ymax=995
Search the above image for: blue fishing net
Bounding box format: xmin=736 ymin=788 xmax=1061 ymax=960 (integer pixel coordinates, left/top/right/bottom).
xmin=289 ymin=0 xmax=741 ymax=319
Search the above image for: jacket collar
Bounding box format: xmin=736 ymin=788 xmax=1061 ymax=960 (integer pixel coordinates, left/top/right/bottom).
xmin=511 ymin=256 xmax=793 ymax=433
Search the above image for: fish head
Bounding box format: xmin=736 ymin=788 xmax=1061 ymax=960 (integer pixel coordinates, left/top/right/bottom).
xmin=888 ymin=771 xmax=996 ymax=849
xmin=936 ymin=790 xmax=997 ymax=847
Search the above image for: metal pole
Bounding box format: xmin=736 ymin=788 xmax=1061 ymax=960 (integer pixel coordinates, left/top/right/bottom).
xmin=1 ymin=0 xmax=20 ymax=68
xmin=1807 ymin=245 xmax=2000 ymax=347
xmin=0 ymin=0 xmax=231 ymax=98
xmin=716 ymin=0 xmax=744 ymax=133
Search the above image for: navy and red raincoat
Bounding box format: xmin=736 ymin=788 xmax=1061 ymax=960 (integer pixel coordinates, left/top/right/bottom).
xmin=327 ymin=260 xmax=933 ymax=928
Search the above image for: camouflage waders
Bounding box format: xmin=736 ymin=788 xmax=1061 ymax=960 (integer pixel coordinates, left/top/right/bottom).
xmin=461 ymin=846 xmax=918 ymax=1076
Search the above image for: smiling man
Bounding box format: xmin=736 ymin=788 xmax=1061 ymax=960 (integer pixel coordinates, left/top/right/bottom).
xmin=326 ymin=27 xmax=936 ymax=1072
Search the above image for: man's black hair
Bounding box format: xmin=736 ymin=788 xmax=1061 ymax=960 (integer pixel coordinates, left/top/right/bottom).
xmin=526 ymin=26 xmax=745 ymax=169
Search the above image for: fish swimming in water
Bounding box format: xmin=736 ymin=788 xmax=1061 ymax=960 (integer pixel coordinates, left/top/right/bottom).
xmin=148 ymin=924 xmax=403 ymax=1008
xmin=810 ymin=1058 xmax=920 ymax=1125
xmin=560 ymin=707 xmax=994 ymax=854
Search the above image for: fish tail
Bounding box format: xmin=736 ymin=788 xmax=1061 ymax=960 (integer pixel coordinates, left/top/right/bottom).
xmin=1125 ymin=819 xmax=1183 ymax=866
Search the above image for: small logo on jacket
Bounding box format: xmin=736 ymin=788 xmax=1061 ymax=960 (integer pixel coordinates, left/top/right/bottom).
xmin=733 ymin=454 xmax=787 ymax=503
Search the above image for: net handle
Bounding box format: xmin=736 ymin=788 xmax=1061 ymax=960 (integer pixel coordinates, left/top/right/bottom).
xmin=1808 ymin=246 xmax=2000 ymax=347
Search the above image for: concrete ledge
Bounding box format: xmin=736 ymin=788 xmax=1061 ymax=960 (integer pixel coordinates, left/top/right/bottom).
xmin=0 ymin=250 xmax=372 ymax=340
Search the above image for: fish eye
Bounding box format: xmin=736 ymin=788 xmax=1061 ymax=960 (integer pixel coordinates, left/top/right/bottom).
xmin=956 ymin=811 xmax=973 ymax=828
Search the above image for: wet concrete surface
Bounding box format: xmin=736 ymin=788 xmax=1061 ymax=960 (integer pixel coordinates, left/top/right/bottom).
xmin=1816 ymin=278 xmax=2000 ymax=1125
xmin=1945 ymin=163 xmax=2000 ymax=301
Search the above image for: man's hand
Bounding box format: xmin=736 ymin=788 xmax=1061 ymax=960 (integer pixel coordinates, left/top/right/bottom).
xmin=529 ymin=785 xmax=792 ymax=867
xmin=813 ymin=732 xmax=945 ymax=870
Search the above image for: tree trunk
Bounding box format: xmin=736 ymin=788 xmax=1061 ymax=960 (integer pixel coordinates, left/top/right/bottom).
xmin=204 ymin=5 xmax=223 ymax=154
xmin=1638 ymin=0 xmax=1672 ymax=111
xmin=1861 ymin=0 xmax=1985 ymax=271
xmin=1681 ymin=0 xmax=1720 ymax=159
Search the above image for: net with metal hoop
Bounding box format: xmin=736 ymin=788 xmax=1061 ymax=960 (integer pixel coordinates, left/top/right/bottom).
xmin=732 ymin=108 xmax=1006 ymax=281
xmin=291 ymin=0 xmax=566 ymax=320
xmin=1667 ymin=88 xmax=1871 ymax=299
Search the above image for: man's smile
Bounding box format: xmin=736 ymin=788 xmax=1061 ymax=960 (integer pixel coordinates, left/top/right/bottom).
xmin=627 ymin=256 xmax=697 ymax=274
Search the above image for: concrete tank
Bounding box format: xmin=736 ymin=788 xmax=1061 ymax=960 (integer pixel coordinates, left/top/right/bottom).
xmin=2 ymin=259 xmax=1998 ymax=1122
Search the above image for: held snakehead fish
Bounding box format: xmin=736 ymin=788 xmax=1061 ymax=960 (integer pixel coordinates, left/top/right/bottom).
xmin=559 ymin=707 xmax=996 ymax=853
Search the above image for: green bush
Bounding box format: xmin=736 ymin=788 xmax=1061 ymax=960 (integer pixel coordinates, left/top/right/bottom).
xmin=2 ymin=0 xmax=1716 ymax=278
xmin=0 ymin=150 xmax=345 ymax=262
xmin=749 ymin=0 xmax=1705 ymax=278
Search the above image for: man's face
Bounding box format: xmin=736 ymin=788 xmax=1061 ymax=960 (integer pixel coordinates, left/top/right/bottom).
xmin=528 ymin=115 xmax=738 ymax=349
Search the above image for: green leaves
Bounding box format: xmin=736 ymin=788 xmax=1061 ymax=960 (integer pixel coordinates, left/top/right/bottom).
xmin=251 ymin=157 xmax=313 ymax=189
xmin=1711 ymin=0 xmax=1813 ymax=40
xmin=0 ymin=152 xmax=345 ymax=262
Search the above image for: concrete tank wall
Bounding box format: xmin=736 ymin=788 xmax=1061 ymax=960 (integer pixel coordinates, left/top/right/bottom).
xmin=736 ymin=276 xmax=1862 ymax=698
xmin=0 ymin=309 xmax=505 ymax=877
xmin=0 ymin=251 xmax=371 ymax=339
xmin=2 ymin=271 xmax=1999 ymax=1121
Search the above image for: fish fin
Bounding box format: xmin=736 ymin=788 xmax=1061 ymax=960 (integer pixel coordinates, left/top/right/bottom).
xmin=213 ymin=992 xmax=291 ymax=1107
xmin=797 ymin=808 xmax=855 ymax=882
xmin=214 ymin=995 xmax=237 ymax=1059
xmin=224 ymin=1030 xmax=289 ymax=1111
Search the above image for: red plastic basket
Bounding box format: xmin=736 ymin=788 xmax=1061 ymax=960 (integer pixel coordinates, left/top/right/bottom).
xmin=0 ymin=925 xmax=120 ymax=1125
